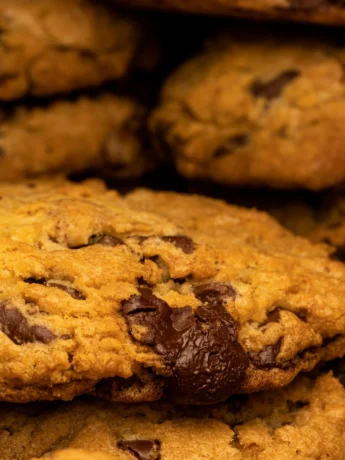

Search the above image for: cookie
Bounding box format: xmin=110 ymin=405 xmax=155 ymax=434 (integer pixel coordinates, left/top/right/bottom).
xmin=111 ymin=0 xmax=345 ymax=27
xmin=0 ymin=0 xmax=147 ymax=100
xmin=151 ymin=29 xmax=345 ymax=190
xmin=0 ymin=93 xmax=153 ymax=180
xmin=3 ymin=372 xmax=345 ymax=459
xmin=0 ymin=179 xmax=344 ymax=403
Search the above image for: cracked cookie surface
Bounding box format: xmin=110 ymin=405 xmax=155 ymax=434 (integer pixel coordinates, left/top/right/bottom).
xmin=0 ymin=179 xmax=344 ymax=402
xmin=151 ymin=29 xmax=345 ymax=190
xmin=0 ymin=93 xmax=153 ymax=180
xmin=2 ymin=372 xmax=345 ymax=459
xmin=111 ymin=0 xmax=345 ymax=27
xmin=0 ymin=0 xmax=145 ymax=100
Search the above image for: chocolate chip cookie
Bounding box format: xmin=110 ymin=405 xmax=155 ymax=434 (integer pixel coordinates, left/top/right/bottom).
xmin=111 ymin=0 xmax=345 ymax=27
xmin=0 ymin=179 xmax=344 ymax=403
xmin=4 ymin=372 xmax=345 ymax=459
xmin=0 ymin=0 xmax=146 ymax=100
xmin=0 ymin=93 xmax=153 ymax=180
xmin=151 ymin=29 xmax=345 ymax=190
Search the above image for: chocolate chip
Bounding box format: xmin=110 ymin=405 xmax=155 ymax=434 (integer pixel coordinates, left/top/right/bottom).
xmin=88 ymin=235 xmax=124 ymax=247
xmin=122 ymin=288 xmax=249 ymax=404
xmin=61 ymin=334 xmax=73 ymax=340
xmin=45 ymin=282 xmax=85 ymax=300
xmin=137 ymin=277 xmax=153 ymax=288
xmin=24 ymin=278 xmax=45 ymax=285
xmin=251 ymin=70 xmax=301 ymax=100
xmin=0 ymin=302 xmax=56 ymax=345
xmin=194 ymin=282 xmax=236 ymax=303
xmin=249 ymin=338 xmax=282 ymax=369
xmin=70 ymin=235 xmax=124 ymax=249
xmin=161 ymin=235 xmax=195 ymax=254
xmin=118 ymin=440 xmax=160 ymax=460
xmin=262 ymin=308 xmax=281 ymax=326
xmin=214 ymin=134 xmax=249 ymax=158
xmin=24 ymin=278 xmax=85 ymax=300
xmin=133 ymin=235 xmax=195 ymax=254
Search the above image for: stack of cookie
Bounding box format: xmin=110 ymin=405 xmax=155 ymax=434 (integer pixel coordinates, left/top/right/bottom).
xmin=2 ymin=1 xmax=345 ymax=460
xmin=0 ymin=0 xmax=161 ymax=182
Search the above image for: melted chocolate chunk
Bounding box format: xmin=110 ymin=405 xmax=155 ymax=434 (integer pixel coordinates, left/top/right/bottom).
xmin=214 ymin=133 xmax=249 ymax=158
xmin=194 ymin=282 xmax=236 ymax=303
xmin=122 ymin=288 xmax=249 ymax=404
xmin=118 ymin=440 xmax=160 ymax=460
xmin=70 ymin=235 xmax=124 ymax=249
xmin=24 ymin=278 xmax=85 ymax=300
xmin=0 ymin=302 xmax=56 ymax=345
xmin=134 ymin=235 xmax=194 ymax=254
xmin=161 ymin=235 xmax=195 ymax=254
xmin=249 ymin=338 xmax=282 ymax=369
xmin=45 ymin=282 xmax=85 ymax=300
xmin=88 ymin=235 xmax=124 ymax=247
xmin=251 ymin=70 xmax=301 ymax=100
xmin=24 ymin=278 xmax=45 ymax=285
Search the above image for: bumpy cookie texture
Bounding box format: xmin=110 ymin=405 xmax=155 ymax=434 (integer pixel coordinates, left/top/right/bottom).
xmin=151 ymin=29 xmax=345 ymax=190
xmin=2 ymin=373 xmax=345 ymax=459
xmin=0 ymin=93 xmax=153 ymax=180
xmin=0 ymin=179 xmax=344 ymax=403
xmin=0 ymin=0 xmax=147 ymax=100
xmin=111 ymin=0 xmax=345 ymax=27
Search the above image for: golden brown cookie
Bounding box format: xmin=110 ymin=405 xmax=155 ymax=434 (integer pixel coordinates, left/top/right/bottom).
xmin=0 ymin=179 xmax=343 ymax=403
xmin=111 ymin=0 xmax=345 ymax=27
xmin=0 ymin=93 xmax=153 ymax=180
xmin=3 ymin=372 xmax=345 ymax=459
xmin=151 ymin=29 xmax=345 ymax=190
xmin=0 ymin=0 xmax=147 ymax=100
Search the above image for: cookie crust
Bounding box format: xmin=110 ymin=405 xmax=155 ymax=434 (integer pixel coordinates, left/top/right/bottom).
xmin=0 ymin=179 xmax=343 ymax=403
xmin=4 ymin=372 xmax=345 ymax=459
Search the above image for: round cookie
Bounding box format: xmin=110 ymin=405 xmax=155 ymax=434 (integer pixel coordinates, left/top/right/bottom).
xmin=0 ymin=93 xmax=153 ymax=180
xmin=111 ymin=0 xmax=345 ymax=27
xmin=151 ymin=29 xmax=345 ymax=190
xmin=3 ymin=372 xmax=345 ymax=459
xmin=0 ymin=180 xmax=343 ymax=403
xmin=0 ymin=0 xmax=147 ymax=100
